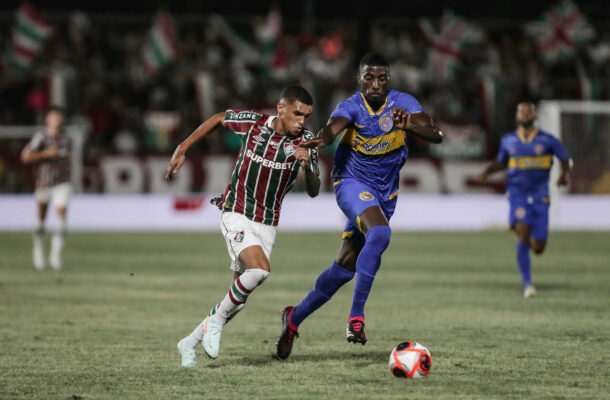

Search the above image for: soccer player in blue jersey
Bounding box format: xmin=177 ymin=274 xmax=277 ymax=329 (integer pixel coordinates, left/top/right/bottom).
xmin=276 ymin=53 xmax=443 ymax=359
xmin=476 ymin=102 xmax=572 ymax=298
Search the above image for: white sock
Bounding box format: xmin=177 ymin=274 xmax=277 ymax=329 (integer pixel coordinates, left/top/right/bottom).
xmin=58 ymin=216 xmax=67 ymax=233
xmin=184 ymin=302 xmax=247 ymax=345
xmin=51 ymin=233 xmax=64 ymax=253
xmin=209 ymin=268 xmax=270 ymax=325
xmin=35 ymin=219 xmax=44 ymax=235
xmin=33 ymin=231 xmax=45 ymax=270
xmin=185 ymin=319 xmax=207 ymax=344
xmin=51 ymin=217 xmax=66 ymax=254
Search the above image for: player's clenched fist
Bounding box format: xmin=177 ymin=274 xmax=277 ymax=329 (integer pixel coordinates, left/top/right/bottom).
xmin=391 ymin=107 xmax=411 ymax=130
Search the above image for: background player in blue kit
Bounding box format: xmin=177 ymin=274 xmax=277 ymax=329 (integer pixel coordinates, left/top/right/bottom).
xmin=276 ymin=53 xmax=443 ymax=359
xmin=476 ymin=102 xmax=572 ymax=298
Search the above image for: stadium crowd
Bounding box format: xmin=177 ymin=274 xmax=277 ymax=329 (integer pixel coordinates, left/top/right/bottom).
xmin=1 ymin=8 xmax=609 ymax=158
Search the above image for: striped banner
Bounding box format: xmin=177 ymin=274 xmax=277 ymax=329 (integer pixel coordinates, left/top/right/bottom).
xmin=143 ymin=12 xmax=176 ymax=74
xmin=418 ymin=10 xmax=483 ymax=81
xmin=526 ymin=0 xmax=595 ymax=63
xmin=3 ymin=3 xmax=52 ymax=76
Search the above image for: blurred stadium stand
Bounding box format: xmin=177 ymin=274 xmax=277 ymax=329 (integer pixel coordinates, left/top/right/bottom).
xmin=1 ymin=1 xmax=609 ymax=196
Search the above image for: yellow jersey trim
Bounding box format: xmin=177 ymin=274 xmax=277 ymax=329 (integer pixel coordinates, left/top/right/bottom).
xmin=333 ymin=179 xmax=344 ymax=186
xmin=342 ymin=231 xmax=354 ymax=240
xmin=340 ymin=128 xmax=405 ymax=156
xmin=508 ymin=154 xmax=552 ymax=170
xmin=360 ymin=92 xmax=387 ymax=116
xmin=517 ymin=129 xmax=539 ymax=144
xmin=389 ymin=189 xmax=400 ymax=200
xmin=356 ymin=216 xmax=363 ymax=232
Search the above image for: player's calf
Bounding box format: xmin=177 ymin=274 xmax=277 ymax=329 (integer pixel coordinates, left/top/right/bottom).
xmin=530 ymin=239 xmax=546 ymax=255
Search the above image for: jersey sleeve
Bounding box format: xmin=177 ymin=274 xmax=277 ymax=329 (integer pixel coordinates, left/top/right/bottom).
xmin=329 ymin=98 xmax=357 ymax=122
xmin=398 ymin=93 xmax=424 ymax=114
xmin=25 ymin=131 xmax=45 ymax=152
xmin=496 ymin=136 xmax=509 ymax=164
xmin=549 ymin=135 xmax=570 ymax=162
xmin=223 ymin=109 xmax=262 ymax=135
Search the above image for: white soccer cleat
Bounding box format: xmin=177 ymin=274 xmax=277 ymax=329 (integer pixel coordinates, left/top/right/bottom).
xmin=33 ymin=234 xmax=45 ymax=270
xmin=177 ymin=337 xmax=197 ymax=367
xmin=523 ymin=284 xmax=537 ymax=298
xmin=202 ymin=317 xmax=223 ymax=359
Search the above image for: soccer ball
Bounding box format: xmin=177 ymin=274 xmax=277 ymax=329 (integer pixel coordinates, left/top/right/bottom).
xmin=389 ymin=341 xmax=431 ymax=379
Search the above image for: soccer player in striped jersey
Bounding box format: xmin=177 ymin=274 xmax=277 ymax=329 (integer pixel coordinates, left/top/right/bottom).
xmin=276 ymin=53 xmax=443 ymax=359
xmin=21 ymin=106 xmax=72 ymax=270
xmin=167 ymin=85 xmax=320 ymax=366
xmin=476 ymin=102 xmax=572 ymax=298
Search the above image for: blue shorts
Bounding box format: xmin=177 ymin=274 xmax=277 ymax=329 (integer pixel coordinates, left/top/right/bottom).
xmin=509 ymin=195 xmax=550 ymax=241
xmin=334 ymin=178 xmax=397 ymax=245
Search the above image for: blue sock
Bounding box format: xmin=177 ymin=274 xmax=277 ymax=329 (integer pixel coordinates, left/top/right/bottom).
xmin=350 ymin=226 xmax=391 ymax=318
xmin=291 ymin=261 xmax=355 ymax=326
xmin=517 ymin=242 xmax=532 ymax=287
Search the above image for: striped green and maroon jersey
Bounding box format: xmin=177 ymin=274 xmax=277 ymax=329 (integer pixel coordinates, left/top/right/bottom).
xmin=24 ymin=128 xmax=71 ymax=188
xmin=215 ymin=109 xmax=319 ymax=226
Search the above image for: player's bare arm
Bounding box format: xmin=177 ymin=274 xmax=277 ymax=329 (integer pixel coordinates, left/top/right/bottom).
xmin=476 ymin=160 xmax=508 ymax=183
xmin=557 ymin=160 xmax=572 ymax=186
xmin=295 ymin=147 xmax=320 ymax=197
xmin=21 ymin=146 xmax=62 ymax=164
xmin=165 ymin=112 xmax=225 ymax=179
xmin=391 ymin=107 xmax=443 ymax=144
xmin=300 ymin=116 xmax=351 ymax=149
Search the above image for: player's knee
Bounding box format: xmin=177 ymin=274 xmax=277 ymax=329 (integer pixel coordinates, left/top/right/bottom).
xmin=365 ymin=225 xmax=391 ymax=251
xmin=336 ymin=250 xmax=358 ymax=271
xmin=245 ymin=268 xmax=270 ymax=285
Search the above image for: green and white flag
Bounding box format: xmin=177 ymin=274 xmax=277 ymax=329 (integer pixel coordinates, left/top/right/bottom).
xmin=143 ymin=12 xmax=176 ymax=74
xmin=256 ymin=6 xmax=286 ymax=79
xmin=418 ymin=10 xmax=483 ymax=80
xmin=3 ymin=3 xmax=52 ymax=77
xmin=526 ymin=0 xmax=595 ymax=63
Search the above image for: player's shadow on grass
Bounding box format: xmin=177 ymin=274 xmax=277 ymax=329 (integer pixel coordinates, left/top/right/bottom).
xmin=203 ymin=350 xmax=389 ymax=368
xmin=287 ymin=350 xmax=389 ymax=364
xmin=446 ymin=280 xmax=583 ymax=292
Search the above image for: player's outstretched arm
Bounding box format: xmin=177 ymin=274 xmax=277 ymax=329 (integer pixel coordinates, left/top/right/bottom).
xmin=165 ymin=112 xmax=225 ymax=180
xmin=391 ymin=108 xmax=443 ymax=144
xmin=20 ymin=146 xmax=61 ymax=164
xmin=295 ymin=147 xmax=320 ymax=197
xmin=475 ymin=160 xmax=507 ymax=183
xmin=300 ymin=116 xmax=351 ymax=149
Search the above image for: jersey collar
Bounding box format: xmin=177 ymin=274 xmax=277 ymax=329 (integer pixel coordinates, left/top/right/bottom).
xmin=360 ymin=92 xmax=388 ymax=116
xmin=517 ymin=129 xmax=539 ymax=144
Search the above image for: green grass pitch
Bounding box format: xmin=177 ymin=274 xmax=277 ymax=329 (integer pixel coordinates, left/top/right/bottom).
xmin=1 ymin=231 xmax=609 ymax=399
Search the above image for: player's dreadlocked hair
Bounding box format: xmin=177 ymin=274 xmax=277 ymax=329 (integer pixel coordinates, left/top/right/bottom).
xmin=359 ymin=52 xmax=389 ymax=68
xmin=279 ymin=85 xmax=313 ymax=105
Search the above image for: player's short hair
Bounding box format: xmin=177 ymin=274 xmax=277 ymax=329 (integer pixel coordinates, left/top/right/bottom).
xmin=279 ymin=85 xmax=313 ymax=105
xmin=46 ymin=105 xmax=65 ymax=115
xmin=359 ymin=52 xmax=389 ymax=68
xmin=518 ymin=101 xmax=536 ymax=110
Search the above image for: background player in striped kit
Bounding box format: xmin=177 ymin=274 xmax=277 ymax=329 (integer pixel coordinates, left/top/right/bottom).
xmin=476 ymin=102 xmax=572 ymax=298
xmin=166 ymin=85 xmax=320 ymax=366
xmin=20 ymin=106 xmax=72 ymax=270
xmin=276 ymin=53 xmax=443 ymax=359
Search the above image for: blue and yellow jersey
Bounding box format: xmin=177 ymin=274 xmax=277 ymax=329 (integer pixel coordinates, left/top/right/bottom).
xmin=330 ymin=89 xmax=423 ymax=199
xmin=497 ymin=129 xmax=570 ymax=198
